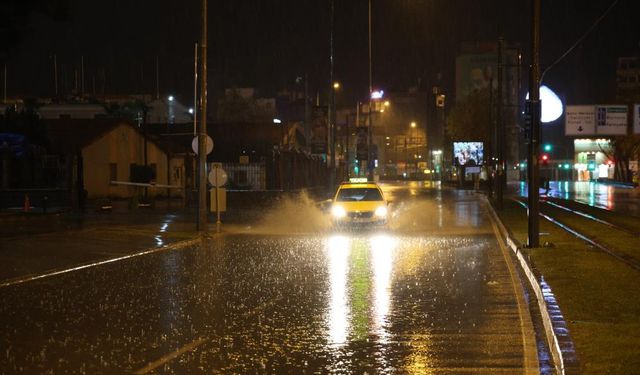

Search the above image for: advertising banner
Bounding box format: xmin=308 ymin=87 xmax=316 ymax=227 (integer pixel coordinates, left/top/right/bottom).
xmin=453 ymin=142 xmax=484 ymax=166
xmin=595 ymin=105 xmax=628 ymax=135
xmin=565 ymin=105 xmax=595 ymax=136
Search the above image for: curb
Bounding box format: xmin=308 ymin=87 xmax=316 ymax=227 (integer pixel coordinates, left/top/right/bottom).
xmin=483 ymin=197 xmax=568 ymax=375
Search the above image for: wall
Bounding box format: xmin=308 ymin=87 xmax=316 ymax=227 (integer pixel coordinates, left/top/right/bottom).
xmin=82 ymin=124 xmax=183 ymax=199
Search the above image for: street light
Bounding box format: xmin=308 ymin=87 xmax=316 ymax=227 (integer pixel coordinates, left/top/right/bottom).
xmin=411 ymin=121 xmax=417 ymax=128
xmin=333 ymin=82 xmax=340 ymax=90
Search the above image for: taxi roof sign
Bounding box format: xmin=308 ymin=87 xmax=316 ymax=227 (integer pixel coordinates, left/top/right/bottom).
xmin=349 ymin=177 xmax=368 ymax=183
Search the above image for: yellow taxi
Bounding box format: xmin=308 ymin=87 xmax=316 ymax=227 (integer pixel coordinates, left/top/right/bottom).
xmin=331 ymin=178 xmax=388 ymax=226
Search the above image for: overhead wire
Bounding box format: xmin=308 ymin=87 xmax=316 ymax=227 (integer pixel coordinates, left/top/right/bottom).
xmin=540 ymin=0 xmax=619 ymax=83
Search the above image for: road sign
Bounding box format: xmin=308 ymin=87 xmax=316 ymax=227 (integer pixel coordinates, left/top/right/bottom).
xmin=596 ymin=105 xmax=627 ymax=135
xmin=208 ymin=165 xmax=227 ymax=187
xmin=192 ymin=135 xmax=214 ymax=155
xmin=565 ymin=105 xmax=595 ymax=136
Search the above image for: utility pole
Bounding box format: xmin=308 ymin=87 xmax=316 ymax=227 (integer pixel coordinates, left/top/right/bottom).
xmin=304 ymin=72 xmax=310 ymax=146
xmin=155 ymin=56 xmax=160 ymax=100
xmin=345 ymin=113 xmax=350 ymax=179
xmin=193 ymin=42 xmax=198 ymax=137
xmin=328 ymin=0 xmax=335 ymax=190
xmin=3 ymin=63 xmax=6 ymax=103
xmin=367 ymin=0 xmax=374 ymax=181
xmin=527 ymin=0 xmax=541 ymax=247
xmin=81 ymin=56 xmax=85 ymax=98
xmin=197 ymin=0 xmax=208 ymax=231
xmin=53 ymin=55 xmax=58 ymax=99
xmin=496 ymin=37 xmax=504 ymax=210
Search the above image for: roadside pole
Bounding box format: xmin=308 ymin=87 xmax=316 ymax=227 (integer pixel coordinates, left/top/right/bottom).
xmin=527 ymin=0 xmax=541 ymax=247
xmin=197 ymin=0 xmax=208 ymax=231
xmin=496 ymin=37 xmax=504 ymax=210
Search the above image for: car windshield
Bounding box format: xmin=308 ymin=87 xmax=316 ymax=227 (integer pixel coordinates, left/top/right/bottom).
xmin=336 ymin=188 xmax=383 ymax=202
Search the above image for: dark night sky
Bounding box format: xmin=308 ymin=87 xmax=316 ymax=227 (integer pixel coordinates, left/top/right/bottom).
xmin=4 ymin=0 xmax=640 ymax=106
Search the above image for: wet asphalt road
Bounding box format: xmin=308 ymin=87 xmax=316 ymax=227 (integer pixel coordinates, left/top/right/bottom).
xmin=0 ymin=182 xmax=537 ymax=374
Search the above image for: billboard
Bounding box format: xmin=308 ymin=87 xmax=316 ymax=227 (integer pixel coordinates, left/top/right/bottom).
xmin=453 ymin=142 xmax=484 ymax=166
xmin=596 ymin=105 xmax=628 ymax=135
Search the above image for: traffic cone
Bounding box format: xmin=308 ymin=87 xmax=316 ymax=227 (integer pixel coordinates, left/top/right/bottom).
xmin=23 ymin=194 xmax=31 ymax=212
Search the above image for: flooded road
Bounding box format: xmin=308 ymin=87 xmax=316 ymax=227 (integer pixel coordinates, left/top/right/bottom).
xmin=0 ymin=182 xmax=538 ymax=373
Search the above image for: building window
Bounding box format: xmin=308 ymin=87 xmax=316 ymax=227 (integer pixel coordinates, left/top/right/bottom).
xmin=109 ymin=163 xmax=117 ymax=182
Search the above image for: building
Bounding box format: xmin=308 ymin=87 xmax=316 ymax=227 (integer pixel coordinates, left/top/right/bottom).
xmin=334 ymin=89 xmax=429 ymax=179
xmin=46 ymin=118 xmax=186 ymax=200
xmin=616 ymin=56 xmax=640 ymax=100
xmin=455 ymin=41 xmax=522 ymax=180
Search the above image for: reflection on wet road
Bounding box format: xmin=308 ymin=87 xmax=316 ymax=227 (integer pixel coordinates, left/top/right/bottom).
xmin=517 ymin=180 xmax=640 ymax=217
xmin=0 ymin=182 xmax=537 ymax=373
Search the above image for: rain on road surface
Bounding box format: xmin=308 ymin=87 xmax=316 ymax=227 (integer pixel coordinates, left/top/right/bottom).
xmin=0 ymin=182 xmax=538 ymax=373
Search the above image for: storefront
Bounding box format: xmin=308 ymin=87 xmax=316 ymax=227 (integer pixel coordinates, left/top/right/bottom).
xmin=573 ymin=139 xmax=614 ymax=181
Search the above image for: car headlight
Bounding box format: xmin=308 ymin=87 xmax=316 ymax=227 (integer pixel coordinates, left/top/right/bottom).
xmin=375 ymin=205 xmax=388 ymax=217
xmin=331 ymin=205 xmax=346 ymax=218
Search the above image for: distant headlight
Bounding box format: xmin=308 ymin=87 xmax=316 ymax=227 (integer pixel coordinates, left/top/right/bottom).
xmin=331 ymin=205 xmax=346 ymax=218
xmin=375 ymin=205 xmax=388 ymax=217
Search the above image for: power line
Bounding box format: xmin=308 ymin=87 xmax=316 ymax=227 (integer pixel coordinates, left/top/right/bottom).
xmin=541 ymin=0 xmax=619 ymax=83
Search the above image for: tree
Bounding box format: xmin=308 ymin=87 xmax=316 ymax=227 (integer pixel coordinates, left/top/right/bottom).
xmin=599 ymin=135 xmax=640 ymax=183
xmin=446 ymin=88 xmax=493 ymax=155
xmin=216 ymin=89 xmax=274 ymax=123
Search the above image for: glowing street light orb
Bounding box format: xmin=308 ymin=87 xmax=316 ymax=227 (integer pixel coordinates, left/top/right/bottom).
xmin=526 ymin=85 xmax=563 ymax=123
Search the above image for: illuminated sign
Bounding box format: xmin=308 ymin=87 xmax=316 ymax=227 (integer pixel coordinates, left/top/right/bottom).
xmin=349 ymin=178 xmax=368 ymax=183
xmin=453 ymin=142 xmax=484 ymax=166
xmin=371 ymin=90 xmax=384 ymax=100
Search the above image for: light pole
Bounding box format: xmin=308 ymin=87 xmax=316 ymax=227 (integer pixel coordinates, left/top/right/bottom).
xmin=411 ymin=121 xmax=417 ymax=176
xmin=367 ymin=0 xmax=374 ymax=181
xmin=527 ymin=0 xmax=541 ymax=247
xmin=197 ymin=0 xmax=208 ymax=232
xmin=328 ymin=0 xmax=336 ymax=190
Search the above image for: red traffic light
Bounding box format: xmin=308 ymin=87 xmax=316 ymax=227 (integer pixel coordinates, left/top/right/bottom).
xmin=540 ymin=154 xmax=549 ymax=165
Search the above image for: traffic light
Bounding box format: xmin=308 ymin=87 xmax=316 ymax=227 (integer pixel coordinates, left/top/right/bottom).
xmin=543 ymin=143 xmax=552 ymax=152
xmin=541 ymin=154 xmax=549 ymax=166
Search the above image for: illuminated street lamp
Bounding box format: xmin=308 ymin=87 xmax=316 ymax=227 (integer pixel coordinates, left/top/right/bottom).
xmin=410 ymin=121 xmax=417 ymax=128
xmin=333 ymin=82 xmax=340 ymax=90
